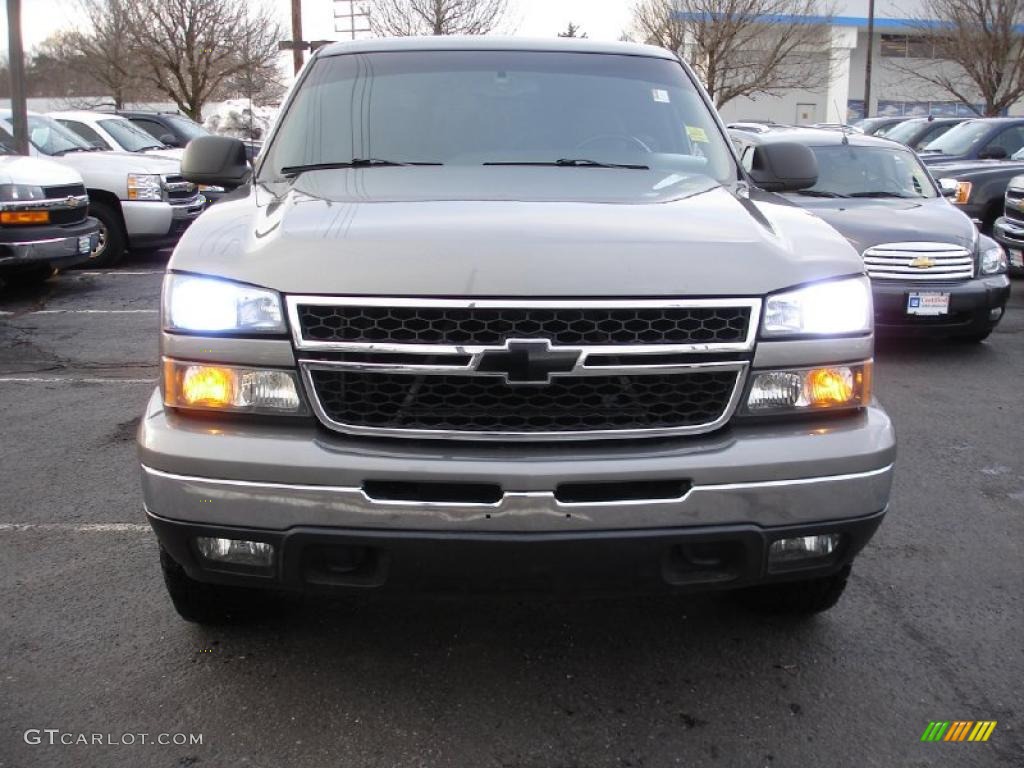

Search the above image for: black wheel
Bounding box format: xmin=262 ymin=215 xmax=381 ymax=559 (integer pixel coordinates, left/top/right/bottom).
xmin=737 ymin=565 xmax=851 ymax=615
xmin=85 ymin=200 xmax=126 ymax=268
xmin=2 ymin=264 xmax=55 ymax=288
xmin=160 ymin=547 xmax=276 ymax=625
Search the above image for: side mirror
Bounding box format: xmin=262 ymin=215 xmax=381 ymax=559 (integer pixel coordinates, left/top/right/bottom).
xmin=937 ymin=177 xmax=959 ymax=198
xmin=181 ymin=135 xmax=249 ymax=189
xmin=978 ymin=145 xmax=1008 ymax=160
xmin=159 ymin=133 xmax=180 ymax=147
xmin=747 ymin=142 xmax=818 ymax=191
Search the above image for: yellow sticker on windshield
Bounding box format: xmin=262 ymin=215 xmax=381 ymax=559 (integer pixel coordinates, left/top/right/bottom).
xmin=686 ymin=126 xmax=709 ymax=143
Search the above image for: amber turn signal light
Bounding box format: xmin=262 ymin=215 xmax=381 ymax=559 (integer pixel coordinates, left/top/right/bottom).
xmin=0 ymin=210 xmax=50 ymax=225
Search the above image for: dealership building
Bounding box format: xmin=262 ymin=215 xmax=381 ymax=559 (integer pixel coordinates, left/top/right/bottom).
xmin=710 ymin=0 xmax=1024 ymax=124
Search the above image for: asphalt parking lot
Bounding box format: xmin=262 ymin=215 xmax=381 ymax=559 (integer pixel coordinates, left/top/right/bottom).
xmin=0 ymin=260 xmax=1022 ymax=768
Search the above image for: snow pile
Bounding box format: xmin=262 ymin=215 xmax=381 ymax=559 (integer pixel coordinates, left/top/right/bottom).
xmin=203 ymin=99 xmax=278 ymax=141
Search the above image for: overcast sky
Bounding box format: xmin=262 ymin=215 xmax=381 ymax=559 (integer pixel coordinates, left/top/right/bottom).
xmin=1 ymin=0 xmax=635 ymax=56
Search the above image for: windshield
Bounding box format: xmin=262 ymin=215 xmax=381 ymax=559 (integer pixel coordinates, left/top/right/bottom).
xmin=801 ymin=145 xmax=937 ymax=198
xmin=920 ymin=121 xmax=986 ymax=154
xmin=99 ymin=118 xmax=165 ymax=151
xmin=166 ymin=115 xmax=209 ymax=141
xmin=260 ymin=50 xmax=735 ymax=184
xmin=882 ymin=119 xmax=927 ymax=145
xmin=21 ymin=115 xmax=94 ymax=155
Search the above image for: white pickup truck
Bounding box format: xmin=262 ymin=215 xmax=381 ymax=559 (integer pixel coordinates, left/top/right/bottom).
xmin=0 ymin=142 xmax=99 ymax=286
xmin=0 ymin=111 xmax=205 ymax=267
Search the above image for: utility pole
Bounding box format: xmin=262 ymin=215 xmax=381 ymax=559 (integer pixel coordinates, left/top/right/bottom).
xmin=5 ymin=0 xmax=30 ymax=154
xmin=863 ymin=0 xmax=875 ymax=119
xmin=290 ymin=0 xmax=304 ymax=75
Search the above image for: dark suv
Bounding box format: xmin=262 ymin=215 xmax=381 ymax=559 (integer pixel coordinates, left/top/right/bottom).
xmin=118 ymin=111 xmax=261 ymax=161
xmin=919 ymin=118 xmax=1024 ymax=165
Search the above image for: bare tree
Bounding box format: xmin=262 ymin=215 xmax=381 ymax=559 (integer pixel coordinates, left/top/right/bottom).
xmin=127 ymin=0 xmax=284 ymax=121
xmin=558 ymin=22 xmax=587 ymax=38
xmin=66 ymin=0 xmax=140 ymax=110
xmin=630 ymin=0 xmax=836 ymax=109
xmin=893 ymin=0 xmax=1024 ymax=116
xmin=371 ymin=0 xmax=508 ymax=36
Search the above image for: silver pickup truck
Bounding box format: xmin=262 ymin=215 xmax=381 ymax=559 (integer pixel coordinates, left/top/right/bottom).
xmin=139 ymin=37 xmax=896 ymax=624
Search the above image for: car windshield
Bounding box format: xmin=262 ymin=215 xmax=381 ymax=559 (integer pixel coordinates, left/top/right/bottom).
xmin=882 ymin=119 xmax=927 ymax=145
xmin=99 ymin=118 xmax=165 ymax=151
xmin=165 ymin=115 xmax=209 ymax=141
xmin=22 ymin=115 xmax=94 ymax=155
xmin=801 ymin=144 xmax=937 ymax=198
xmin=920 ymin=121 xmax=987 ymax=154
xmin=260 ymin=50 xmax=736 ymax=184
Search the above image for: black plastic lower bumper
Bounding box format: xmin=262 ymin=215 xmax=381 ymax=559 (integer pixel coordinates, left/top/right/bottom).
xmin=148 ymin=508 xmax=886 ymax=596
xmin=872 ymin=275 xmax=1011 ymax=336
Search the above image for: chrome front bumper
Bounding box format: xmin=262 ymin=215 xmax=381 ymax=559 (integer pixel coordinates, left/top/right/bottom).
xmin=0 ymin=231 xmax=97 ymax=266
xmin=138 ymin=390 xmax=896 ymax=533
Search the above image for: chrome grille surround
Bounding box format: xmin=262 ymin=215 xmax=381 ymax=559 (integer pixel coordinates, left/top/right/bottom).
xmin=862 ymin=241 xmax=974 ymax=281
xmin=287 ymin=296 xmax=760 ymax=441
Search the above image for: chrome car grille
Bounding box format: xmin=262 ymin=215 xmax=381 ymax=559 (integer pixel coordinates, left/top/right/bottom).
xmin=862 ymin=242 xmax=974 ymax=281
xmin=162 ymin=175 xmax=198 ymax=202
xmin=1006 ymin=188 xmax=1024 ymax=223
xmin=288 ymin=297 xmax=759 ymax=441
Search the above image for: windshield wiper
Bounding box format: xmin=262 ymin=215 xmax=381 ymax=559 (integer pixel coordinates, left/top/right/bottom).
xmin=54 ymin=146 xmax=99 ymax=155
xmin=280 ymin=158 xmax=442 ymax=176
xmin=483 ymin=158 xmax=650 ymax=169
xmin=847 ymin=191 xmax=915 ymax=198
xmin=794 ymin=189 xmax=849 ymax=198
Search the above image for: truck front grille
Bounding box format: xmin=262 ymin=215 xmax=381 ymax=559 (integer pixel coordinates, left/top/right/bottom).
xmin=862 ymin=242 xmax=974 ymax=281
xmin=288 ymin=297 xmax=758 ymax=441
xmin=296 ymin=304 xmax=752 ymax=346
xmin=1006 ymin=188 xmax=1024 ymax=223
xmin=309 ymin=369 xmax=739 ymax=436
xmin=162 ymin=175 xmax=198 ymax=202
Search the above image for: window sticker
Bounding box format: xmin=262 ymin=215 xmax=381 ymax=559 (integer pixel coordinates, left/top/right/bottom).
xmin=652 ymin=89 xmax=670 ymax=103
xmin=686 ymin=125 xmax=709 ymax=143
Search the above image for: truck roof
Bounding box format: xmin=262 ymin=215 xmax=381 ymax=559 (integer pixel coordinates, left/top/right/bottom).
xmin=730 ymin=125 xmax=908 ymax=150
xmin=317 ymin=35 xmax=678 ymax=61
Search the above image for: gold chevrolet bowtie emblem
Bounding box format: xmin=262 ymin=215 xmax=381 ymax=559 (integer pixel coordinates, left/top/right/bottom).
xmin=909 ymin=256 xmax=935 ymax=268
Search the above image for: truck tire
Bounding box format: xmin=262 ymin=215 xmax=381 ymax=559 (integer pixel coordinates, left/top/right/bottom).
xmin=159 ymin=547 xmax=275 ymax=625
xmin=86 ymin=200 xmax=127 ymax=268
xmin=737 ymin=565 xmax=851 ymax=615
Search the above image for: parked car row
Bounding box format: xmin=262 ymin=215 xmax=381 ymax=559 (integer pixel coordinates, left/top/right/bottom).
xmin=0 ymin=107 xmax=262 ymax=274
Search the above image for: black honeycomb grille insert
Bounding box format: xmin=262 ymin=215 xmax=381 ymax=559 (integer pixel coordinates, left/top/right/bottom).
xmin=310 ymin=370 xmax=738 ymax=434
xmin=297 ymin=304 xmax=751 ymax=346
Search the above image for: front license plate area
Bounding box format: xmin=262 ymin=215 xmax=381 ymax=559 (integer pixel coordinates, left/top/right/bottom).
xmin=907 ymin=291 xmax=950 ymax=316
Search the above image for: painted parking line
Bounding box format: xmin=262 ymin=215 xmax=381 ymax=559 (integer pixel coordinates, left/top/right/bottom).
xmin=0 ymin=309 xmax=158 ymax=316
xmin=0 ymin=523 xmax=150 ymax=533
xmin=0 ymin=377 xmax=156 ymax=384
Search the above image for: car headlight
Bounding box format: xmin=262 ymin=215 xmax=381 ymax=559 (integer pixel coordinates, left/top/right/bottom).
xmin=762 ymin=277 xmax=872 ymax=337
xmin=163 ymin=359 xmax=305 ymax=414
xmin=0 ymin=183 xmax=46 ymax=202
xmin=198 ymin=184 xmax=225 ymax=193
xmin=744 ymin=362 xmax=872 ymax=414
xmin=163 ymin=273 xmax=285 ymax=334
xmin=126 ymin=173 xmax=163 ymax=201
xmin=950 ymin=181 xmax=972 ymax=205
xmin=980 ymin=242 xmax=1008 ymax=275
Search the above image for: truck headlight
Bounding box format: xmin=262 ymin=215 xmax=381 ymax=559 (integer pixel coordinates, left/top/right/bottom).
xmin=127 ymin=173 xmax=163 ymax=201
xmin=163 ymin=273 xmax=285 ymax=334
xmin=762 ymin=277 xmax=872 ymax=337
xmin=0 ymin=183 xmax=46 ymax=201
xmin=980 ymin=243 xmax=1008 ymax=275
xmin=745 ymin=362 xmax=872 ymax=414
xmin=163 ymin=359 xmax=305 ymax=414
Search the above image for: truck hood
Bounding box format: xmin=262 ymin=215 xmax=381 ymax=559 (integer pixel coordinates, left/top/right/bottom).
xmin=779 ymin=196 xmax=978 ymax=253
xmin=923 ymin=159 xmax=1024 ymax=178
xmin=0 ymin=154 xmax=83 ymax=187
xmin=50 ymin=150 xmax=181 ymax=175
xmin=169 ymin=166 xmax=864 ymax=297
